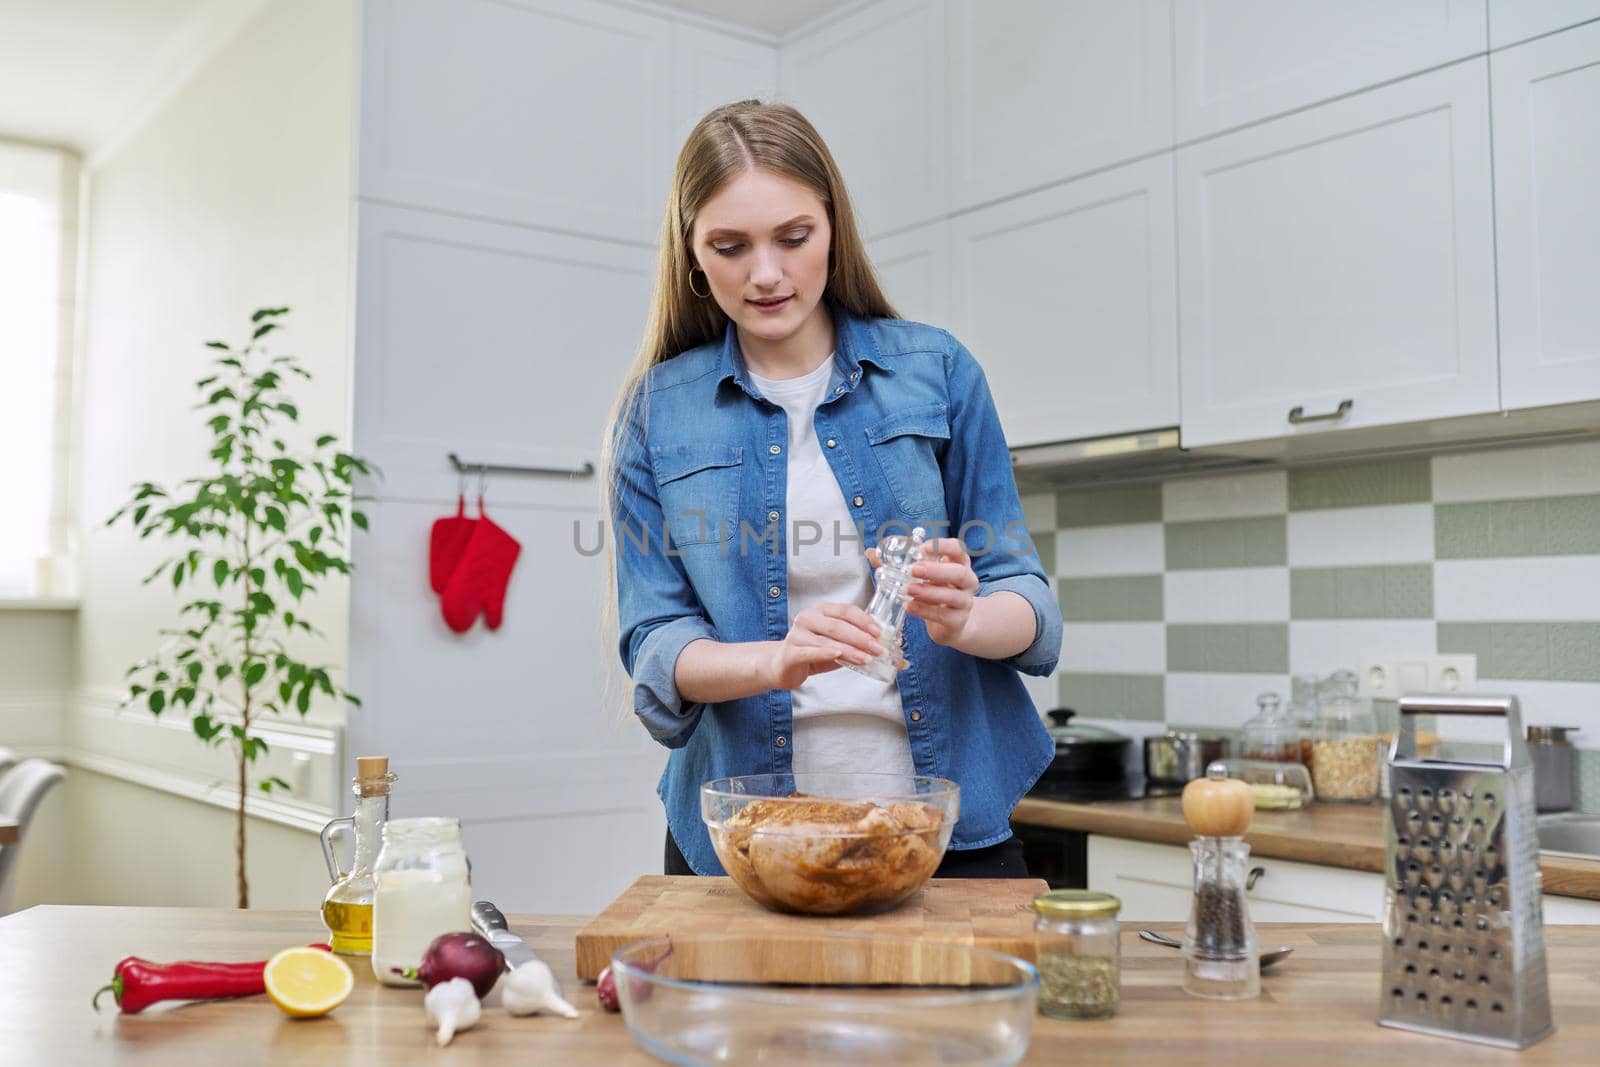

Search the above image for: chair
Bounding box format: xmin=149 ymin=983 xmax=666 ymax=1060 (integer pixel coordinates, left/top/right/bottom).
xmin=0 ymin=759 xmax=66 ymax=915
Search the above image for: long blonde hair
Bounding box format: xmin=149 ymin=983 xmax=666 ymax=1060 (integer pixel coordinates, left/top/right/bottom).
xmin=597 ymin=100 xmax=900 ymax=720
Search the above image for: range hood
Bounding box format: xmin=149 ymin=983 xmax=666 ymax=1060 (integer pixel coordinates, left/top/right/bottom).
xmin=1009 ymin=427 xmax=1269 ymax=490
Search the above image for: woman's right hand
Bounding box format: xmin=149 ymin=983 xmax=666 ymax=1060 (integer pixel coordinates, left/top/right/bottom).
xmin=767 ymin=603 xmax=898 ymax=691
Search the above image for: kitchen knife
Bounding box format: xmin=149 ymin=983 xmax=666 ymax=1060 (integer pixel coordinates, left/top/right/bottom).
xmin=471 ymin=900 xmax=563 ymax=993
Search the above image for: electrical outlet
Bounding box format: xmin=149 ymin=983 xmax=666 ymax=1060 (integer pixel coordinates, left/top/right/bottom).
xmin=1359 ymin=654 xmax=1478 ymax=699
xmin=1429 ymin=654 xmax=1476 ymax=694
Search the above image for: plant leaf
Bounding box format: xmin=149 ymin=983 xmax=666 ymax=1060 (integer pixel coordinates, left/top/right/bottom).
xmin=252 ymin=322 xmax=279 ymax=340
xmin=214 ymin=559 xmax=229 ymax=587
xmin=148 ymin=690 xmax=166 ymax=714
xmin=205 ymin=340 xmax=230 ymax=351
xmin=244 ymin=662 xmax=267 ymax=686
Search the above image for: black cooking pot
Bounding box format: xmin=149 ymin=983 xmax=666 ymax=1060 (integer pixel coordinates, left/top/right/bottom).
xmin=1037 ymin=708 xmax=1134 ymax=785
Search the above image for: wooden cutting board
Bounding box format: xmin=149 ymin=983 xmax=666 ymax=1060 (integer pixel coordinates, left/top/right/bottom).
xmin=573 ymin=875 xmax=1045 ymax=984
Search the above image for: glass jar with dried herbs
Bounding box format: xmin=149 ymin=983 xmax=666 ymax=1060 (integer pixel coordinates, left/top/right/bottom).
xmin=1033 ymin=890 xmax=1121 ymax=1019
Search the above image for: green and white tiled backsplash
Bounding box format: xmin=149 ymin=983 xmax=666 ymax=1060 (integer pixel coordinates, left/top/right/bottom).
xmin=1020 ymin=440 xmax=1600 ymax=812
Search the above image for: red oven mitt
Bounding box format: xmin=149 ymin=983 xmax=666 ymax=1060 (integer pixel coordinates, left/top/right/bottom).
xmin=441 ymin=510 xmax=522 ymax=633
xmin=429 ymin=495 xmax=477 ymax=595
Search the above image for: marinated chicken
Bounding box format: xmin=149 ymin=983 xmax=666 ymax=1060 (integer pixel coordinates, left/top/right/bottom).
xmin=710 ymin=794 xmax=946 ymax=915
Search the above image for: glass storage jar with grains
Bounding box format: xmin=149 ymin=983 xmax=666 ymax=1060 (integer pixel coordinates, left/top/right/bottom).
xmin=1240 ymin=691 xmax=1298 ymax=762
xmin=1311 ymin=669 xmax=1379 ymax=802
xmin=1288 ymin=674 xmax=1320 ymax=770
xmin=1033 ymin=890 xmax=1121 ymax=1019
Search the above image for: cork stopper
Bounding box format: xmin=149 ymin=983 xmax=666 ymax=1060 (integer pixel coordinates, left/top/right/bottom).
xmin=355 ymin=756 xmax=392 ymax=797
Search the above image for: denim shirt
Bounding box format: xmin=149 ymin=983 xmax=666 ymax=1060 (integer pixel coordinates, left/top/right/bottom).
xmin=611 ymin=307 xmax=1061 ymax=874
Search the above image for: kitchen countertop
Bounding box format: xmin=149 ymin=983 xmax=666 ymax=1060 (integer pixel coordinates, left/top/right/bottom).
xmin=8 ymin=904 xmax=1600 ymax=1065
xmin=1013 ymin=795 xmax=1600 ymax=901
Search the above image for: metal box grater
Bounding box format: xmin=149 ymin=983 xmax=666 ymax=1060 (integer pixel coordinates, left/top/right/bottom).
xmin=1379 ymin=694 xmax=1554 ymax=1049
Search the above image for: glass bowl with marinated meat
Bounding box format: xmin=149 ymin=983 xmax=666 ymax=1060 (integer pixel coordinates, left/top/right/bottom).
xmin=701 ymin=773 xmax=960 ymax=915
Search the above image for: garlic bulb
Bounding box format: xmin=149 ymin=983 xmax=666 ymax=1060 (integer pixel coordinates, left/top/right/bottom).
xmin=424 ymin=977 xmax=481 ymax=1046
xmin=502 ymin=959 xmax=579 ymax=1018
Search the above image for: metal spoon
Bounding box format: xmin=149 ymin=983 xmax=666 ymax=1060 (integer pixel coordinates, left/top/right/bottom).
xmin=1137 ymin=928 xmax=1295 ymax=969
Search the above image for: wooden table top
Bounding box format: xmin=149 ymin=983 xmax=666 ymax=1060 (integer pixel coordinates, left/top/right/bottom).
xmin=8 ymin=904 xmax=1600 ymax=1065
xmin=0 ymin=818 xmax=17 ymax=845
xmin=1013 ymin=795 xmax=1600 ymax=900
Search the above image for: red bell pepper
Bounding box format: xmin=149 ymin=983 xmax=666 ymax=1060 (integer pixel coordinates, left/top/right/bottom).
xmin=92 ymin=944 xmax=332 ymax=1013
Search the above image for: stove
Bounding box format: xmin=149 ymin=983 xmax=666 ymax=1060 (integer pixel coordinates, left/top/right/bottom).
xmin=1025 ymin=776 xmax=1182 ymax=802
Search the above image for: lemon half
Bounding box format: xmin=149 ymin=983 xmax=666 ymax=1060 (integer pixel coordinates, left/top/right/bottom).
xmin=264 ymin=946 xmax=354 ymax=1018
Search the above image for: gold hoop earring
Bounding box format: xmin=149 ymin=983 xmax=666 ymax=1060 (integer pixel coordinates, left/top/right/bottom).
xmin=687 ymin=268 xmax=712 ymax=299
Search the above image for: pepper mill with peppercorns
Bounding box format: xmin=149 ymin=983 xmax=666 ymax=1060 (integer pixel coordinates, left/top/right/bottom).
xmin=1180 ymin=762 xmax=1261 ymax=1000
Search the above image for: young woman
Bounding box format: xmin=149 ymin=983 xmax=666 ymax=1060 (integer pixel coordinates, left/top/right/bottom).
xmin=602 ymin=100 xmax=1061 ymax=878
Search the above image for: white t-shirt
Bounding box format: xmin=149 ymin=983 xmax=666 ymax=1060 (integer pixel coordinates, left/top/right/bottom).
xmin=748 ymin=356 xmax=916 ymax=778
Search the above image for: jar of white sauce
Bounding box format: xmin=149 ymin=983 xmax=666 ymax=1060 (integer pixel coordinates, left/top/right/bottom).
xmin=371 ymin=817 xmax=472 ymax=985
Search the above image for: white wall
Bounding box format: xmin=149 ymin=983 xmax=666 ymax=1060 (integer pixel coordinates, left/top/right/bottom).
xmin=45 ymin=0 xmax=359 ymax=910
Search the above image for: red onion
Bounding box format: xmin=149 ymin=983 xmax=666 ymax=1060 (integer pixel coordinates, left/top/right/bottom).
xmin=392 ymin=932 xmax=505 ymax=999
xmin=595 ymin=965 xmax=619 ymax=1012
xmin=598 ymin=939 xmax=673 ymax=1013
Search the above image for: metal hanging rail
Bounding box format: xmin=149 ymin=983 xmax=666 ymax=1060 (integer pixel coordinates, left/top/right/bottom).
xmin=447 ymin=452 xmax=595 ymax=479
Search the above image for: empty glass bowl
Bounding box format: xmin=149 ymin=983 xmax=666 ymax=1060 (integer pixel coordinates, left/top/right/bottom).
xmin=612 ymin=933 xmax=1037 ymax=1067
xmin=701 ymin=773 xmax=960 ymax=915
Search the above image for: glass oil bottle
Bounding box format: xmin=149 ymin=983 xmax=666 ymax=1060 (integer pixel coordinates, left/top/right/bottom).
xmin=319 ymin=755 xmax=396 ymax=955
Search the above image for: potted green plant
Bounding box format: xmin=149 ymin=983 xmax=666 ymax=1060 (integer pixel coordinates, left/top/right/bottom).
xmin=107 ymin=307 xmax=372 ymax=907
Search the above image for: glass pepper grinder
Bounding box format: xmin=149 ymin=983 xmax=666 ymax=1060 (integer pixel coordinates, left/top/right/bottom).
xmin=1180 ymin=763 xmax=1260 ymax=1000
xmin=319 ymin=755 xmax=397 ymax=955
xmin=840 ymin=525 xmax=926 ymax=682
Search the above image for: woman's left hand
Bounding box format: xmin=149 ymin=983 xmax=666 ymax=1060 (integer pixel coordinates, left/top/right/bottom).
xmin=868 ymin=537 xmax=979 ymax=648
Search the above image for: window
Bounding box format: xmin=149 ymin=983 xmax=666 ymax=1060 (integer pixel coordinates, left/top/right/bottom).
xmin=0 ymin=142 xmax=73 ymax=596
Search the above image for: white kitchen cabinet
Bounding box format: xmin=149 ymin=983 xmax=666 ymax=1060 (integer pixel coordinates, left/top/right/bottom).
xmin=1087 ymin=834 xmax=1600 ymax=924
xmin=347 ymin=496 xmax=668 ymax=916
xmin=348 ymin=199 xmax=662 ymax=912
xmin=780 ymin=0 xmax=948 ymax=237
xmin=868 ymin=219 xmax=953 ymax=332
xmin=670 ymin=23 xmax=780 ymax=146
xmin=947 ymin=0 xmax=1173 ymax=211
xmin=351 ymin=201 xmax=653 ymax=508
xmin=950 ymin=155 xmax=1179 ymax=447
xmin=1177 ymin=60 xmax=1499 ymax=449
xmin=1088 ymin=835 xmax=1385 ymax=923
xmin=358 ymin=0 xmax=676 ymax=243
xmin=1174 ymin=0 xmax=1487 ymax=142
xmin=1539 ymin=893 xmax=1600 ymax=922
xmin=1489 ymin=0 xmax=1600 ymax=49
xmin=1491 ymin=21 xmax=1600 ymax=410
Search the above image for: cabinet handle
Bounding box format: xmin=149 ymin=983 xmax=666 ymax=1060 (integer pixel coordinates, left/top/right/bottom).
xmin=1287 ymin=399 xmax=1354 ymax=425
xmin=1246 ymin=866 xmax=1266 ymax=891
